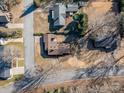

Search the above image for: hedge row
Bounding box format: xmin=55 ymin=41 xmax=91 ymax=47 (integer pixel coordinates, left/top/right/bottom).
xmin=0 ymin=28 xmax=22 ymax=38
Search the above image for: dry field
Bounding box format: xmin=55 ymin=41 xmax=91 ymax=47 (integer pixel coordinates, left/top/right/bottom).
xmin=34 ymin=10 xmax=49 ymax=34
xmin=10 ymin=1 xmax=24 ymax=23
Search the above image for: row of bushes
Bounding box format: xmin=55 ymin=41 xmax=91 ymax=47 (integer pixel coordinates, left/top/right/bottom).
xmin=0 ymin=28 xmax=22 ymax=38
xmin=33 ymin=33 xmax=43 ymax=36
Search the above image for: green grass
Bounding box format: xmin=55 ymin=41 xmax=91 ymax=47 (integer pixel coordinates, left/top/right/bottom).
xmin=33 ymin=33 xmax=43 ymax=36
xmin=0 ymin=74 xmax=24 ymax=87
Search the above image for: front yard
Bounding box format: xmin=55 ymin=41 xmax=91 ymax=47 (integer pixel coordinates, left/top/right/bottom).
xmin=0 ymin=74 xmax=23 ymax=87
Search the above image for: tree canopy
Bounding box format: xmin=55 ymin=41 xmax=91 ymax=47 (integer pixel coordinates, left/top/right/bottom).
xmin=34 ymin=0 xmax=89 ymax=7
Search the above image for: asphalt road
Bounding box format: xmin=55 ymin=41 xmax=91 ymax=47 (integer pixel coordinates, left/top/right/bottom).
xmin=23 ymin=0 xmax=35 ymax=75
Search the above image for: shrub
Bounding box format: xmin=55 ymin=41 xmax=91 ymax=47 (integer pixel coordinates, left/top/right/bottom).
xmin=82 ymin=13 xmax=88 ymax=35
xmin=120 ymin=0 xmax=124 ymax=12
xmin=73 ymin=13 xmax=88 ymax=35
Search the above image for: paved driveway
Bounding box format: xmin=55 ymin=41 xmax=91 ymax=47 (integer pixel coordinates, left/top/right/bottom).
xmin=0 ymin=84 xmax=14 ymax=93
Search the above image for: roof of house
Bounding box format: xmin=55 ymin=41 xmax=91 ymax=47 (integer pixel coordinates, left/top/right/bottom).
xmin=0 ymin=13 xmax=10 ymax=23
xmin=48 ymin=43 xmax=70 ymax=55
xmin=43 ymin=34 xmax=71 ymax=56
xmin=0 ymin=16 xmax=9 ymax=23
xmin=50 ymin=3 xmax=79 ymax=12
xmin=66 ymin=4 xmax=79 ymax=12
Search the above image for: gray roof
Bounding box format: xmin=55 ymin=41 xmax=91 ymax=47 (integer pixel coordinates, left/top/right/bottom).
xmin=0 ymin=16 xmax=9 ymax=23
xmin=43 ymin=34 xmax=71 ymax=56
xmin=66 ymin=4 xmax=79 ymax=12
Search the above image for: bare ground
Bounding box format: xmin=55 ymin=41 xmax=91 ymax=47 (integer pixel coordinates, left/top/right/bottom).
xmin=10 ymin=1 xmax=24 ymax=23
xmin=34 ymin=10 xmax=49 ymax=34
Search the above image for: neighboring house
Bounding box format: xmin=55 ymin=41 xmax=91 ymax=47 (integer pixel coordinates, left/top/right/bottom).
xmin=48 ymin=2 xmax=87 ymax=27
xmin=43 ymin=34 xmax=71 ymax=56
xmin=0 ymin=60 xmax=24 ymax=80
xmin=0 ymin=62 xmax=11 ymax=79
xmin=0 ymin=13 xmax=11 ymax=25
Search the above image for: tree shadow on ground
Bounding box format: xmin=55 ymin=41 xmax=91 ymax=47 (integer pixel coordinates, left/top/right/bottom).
xmin=20 ymin=3 xmax=38 ymax=18
xmin=87 ymin=37 xmax=118 ymax=53
xmin=64 ymin=21 xmax=81 ymax=43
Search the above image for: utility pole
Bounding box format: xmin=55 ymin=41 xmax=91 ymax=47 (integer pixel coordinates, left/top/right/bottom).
xmin=24 ymin=0 xmax=35 ymax=77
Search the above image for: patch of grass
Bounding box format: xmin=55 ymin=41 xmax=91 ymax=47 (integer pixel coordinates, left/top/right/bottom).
xmin=0 ymin=74 xmax=24 ymax=87
xmin=6 ymin=42 xmax=24 ymax=58
xmin=33 ymin=33 xmax=43 ymax=36
xmin=6 ymin=42 xmax=23 ymax=49
xmin=18 ymin=59 xmax=24 ymax=67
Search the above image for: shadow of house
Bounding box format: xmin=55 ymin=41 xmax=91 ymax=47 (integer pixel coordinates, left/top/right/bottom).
xmin=40 ymin=36 xmax=48 ymax=58
xmin=20 ymin=3 xmax=37 ymax=18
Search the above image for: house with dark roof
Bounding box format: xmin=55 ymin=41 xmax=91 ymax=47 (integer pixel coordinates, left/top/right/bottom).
xmin=0 ymin=13 xmax=10 ymax=25
xmin=0 ymin=62 xmax=11 ymax=79
xmin=43 ymin=34 xmax=71 ymax=56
